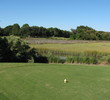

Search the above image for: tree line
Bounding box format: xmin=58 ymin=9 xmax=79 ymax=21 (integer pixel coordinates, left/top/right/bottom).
xmin=0 ymin=24 xmax=110 ymax=40
xmin=70 ymin=26 xmax=110 ymax=40
xmin=0 ymin=24 xmax=70 ymax=38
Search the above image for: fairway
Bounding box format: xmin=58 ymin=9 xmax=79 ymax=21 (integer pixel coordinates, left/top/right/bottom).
xmin=0 ymin=63 xmax=110 ymax=100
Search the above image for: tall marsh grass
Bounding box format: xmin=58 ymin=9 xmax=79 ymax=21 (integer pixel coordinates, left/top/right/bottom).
xmin=41 ymin=50 xmax=108 ymax=64
xmin=31 ymin=42 xmax=110 ymax=54
xmin=30 ymin=42 xmax=110 ymax=64
xmin=66 ymin=56 xmax=98 ymax=64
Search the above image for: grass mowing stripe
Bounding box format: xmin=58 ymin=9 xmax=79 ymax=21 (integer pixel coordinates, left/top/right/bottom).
xmin=0 ymin=63 xmax=110 ymax=100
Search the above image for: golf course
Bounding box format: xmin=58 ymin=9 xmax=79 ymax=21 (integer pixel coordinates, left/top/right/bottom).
xmin=0 ymin=63 xmax=110 ymax=100
xmin=1 ymin=0 xmax=110 ymax=99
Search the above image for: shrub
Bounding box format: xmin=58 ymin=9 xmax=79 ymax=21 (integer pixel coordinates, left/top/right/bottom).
xmin=0 ymin=36 xmax=37 ymax=62
xmin=34 ymin=55 xmax=48 ymax=63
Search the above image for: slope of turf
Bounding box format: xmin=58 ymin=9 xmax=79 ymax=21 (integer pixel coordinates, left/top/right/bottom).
xmin=0 ymin=63 xmax=110 ymax=100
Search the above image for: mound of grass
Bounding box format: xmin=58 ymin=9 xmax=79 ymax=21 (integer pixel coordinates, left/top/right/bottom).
xmin=0 ymin=63 xmax=110 ymax=100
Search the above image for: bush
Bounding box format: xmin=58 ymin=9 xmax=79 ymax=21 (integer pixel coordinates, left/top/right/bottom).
xmin=34 ymin=55 xmax=48 ymax=63
xmin=0 ymin=36 xmax=37 ymax=62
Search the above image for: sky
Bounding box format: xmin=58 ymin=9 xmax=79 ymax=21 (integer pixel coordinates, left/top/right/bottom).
xmin=0 ymin=0 xmax=110 ymax=31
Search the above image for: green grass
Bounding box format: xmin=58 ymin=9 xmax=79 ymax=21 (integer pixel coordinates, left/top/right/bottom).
xmin=0 ymin=63 xmax=110 ymax=100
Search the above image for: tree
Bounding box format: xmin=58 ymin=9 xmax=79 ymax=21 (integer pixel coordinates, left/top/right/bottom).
xmin=0 ymin=27 xmax=3 ymax=36
xmin=71 ymin=26 xmax=99 ymax=40
xmin=47 ymin=28 xmax=55 ymax=37
xmin=62 ymin=30 xmax=71 ymax=38
xmin=0 ymin=37 xmax=14 ymax=61
xmin=11 ymin=24 xmax=20 ymax=36
xmin=38 ymin=27 xmax=48 ymax=37
xmin=19 ymin=24 xmax=30 ymax=37
xmin=0 ymin=36 xmax=37 ymax=62
xmin=30 ymin=26 xmax=39 ymax=37
xmin=2 ymin=25 xmax=13 ymax=36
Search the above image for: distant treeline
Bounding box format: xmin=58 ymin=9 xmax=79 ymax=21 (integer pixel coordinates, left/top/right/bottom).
xmin=0 ymin=24 xmax=110 ymax=40
xmin=0 ymin=24 xmax=70 ymax=38
xmin=70 ymin=26 xmax=110 ymax=40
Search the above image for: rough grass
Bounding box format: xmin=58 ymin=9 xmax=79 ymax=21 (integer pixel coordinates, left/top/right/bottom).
xmin=0 ymin=63 xmax=110 ymax=100
xmin=30 ymin=42 xmax=110 ymax=54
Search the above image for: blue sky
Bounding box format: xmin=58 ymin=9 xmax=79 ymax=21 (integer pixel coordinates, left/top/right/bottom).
xmin=0 ymin=0 xmax=110 ymax=31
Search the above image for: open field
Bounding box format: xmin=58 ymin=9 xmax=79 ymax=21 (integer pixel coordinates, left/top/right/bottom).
xmin=0 ymin=63 xmax=110 ymax=100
